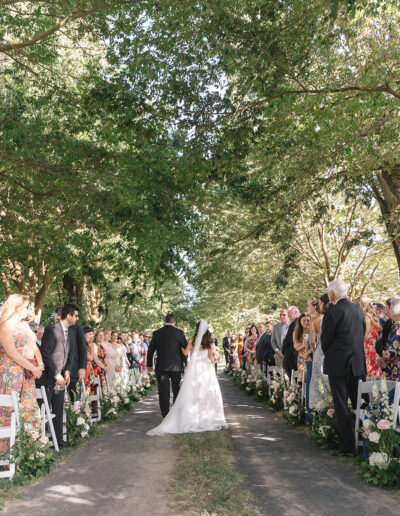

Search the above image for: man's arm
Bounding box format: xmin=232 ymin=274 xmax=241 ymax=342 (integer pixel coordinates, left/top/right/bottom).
xmin=320 ymin=309 xmax=336 ymax=354
xmin=40 ymin=327 xmax=57 ymax=378
xmin=270 ymin=326 xmax=278 ymax=351
xmin=146 ymin=333 xmax=157 ymax=368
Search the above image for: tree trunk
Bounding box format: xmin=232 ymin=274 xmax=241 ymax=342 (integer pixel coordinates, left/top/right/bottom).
xmin=372 ymin=169 xmax=400 ymax=274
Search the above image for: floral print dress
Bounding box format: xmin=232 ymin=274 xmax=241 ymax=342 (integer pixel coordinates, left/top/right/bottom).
xmin=364 ymin=326 xmax=381 ymax=378
xmin=0 ymin=322 xmax=37 ymax=455
xmin=382 ymin=321 xmax=400 ymax=380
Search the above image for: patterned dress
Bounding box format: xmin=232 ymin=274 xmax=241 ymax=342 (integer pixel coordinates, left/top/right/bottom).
xmin=0 ymin=322 xmax=37 ymax=455
xmin=92 ymin=343 xmax=106 ymax=386
xmin=364 ymin=326 xmax=381 ymax=378
xmin=382 ymin=321 xmax=400 ymax=380
xmin=245 ymin=336 xmax=258 ymax=368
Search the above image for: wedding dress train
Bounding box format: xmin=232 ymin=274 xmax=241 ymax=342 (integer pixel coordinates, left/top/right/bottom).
xmin=147 ymin=321 xmax=228 ymax=435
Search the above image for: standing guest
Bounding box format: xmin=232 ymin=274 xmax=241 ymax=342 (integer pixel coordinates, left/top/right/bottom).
xmin=222 ymin=331 xmax=232 ymax=366
xmin=255 ymin=323 xmax=268 ymax=369
xmin=146 ymin=313 xmax=188 ymax=418
xmin=227 ymin=334 xmax=238 ymax=371
xmin=262 ymin=321 xmax=275 ymax=369
xmin=66 ymin=321 xmax=87 ymax=398
xmin=381 ymin=297 xmax=400 ymax=380
xmin=244 ymin=325 xmax=259 ymax=368
xmin=373 ymin=302 xmax=387 ymax=329
xmin=309 ymin=294 xmax=330 ymax=409
xmin=93 ymin=329 xmax=107 ymax=385
xmin=271 ymin=309 xmax=289 ymax=365
xmin=36 ymin=326 xmax=44 ymax=347
xmin=355 ymin=297 xmax=382 ymax=378
xmin=211 ymin=333 xmax=220 ymax=374
xmin=102 ymin=330 xmax=120 ymax=386
xmin=83 ymin=326 xmax=95 ymax=389
xmin=129 ymin=335 xmax=142 ymax=370
xmin=376 ymin=299 xmax=393 ymax=356
xmin=282 ymin=306 xmax=300 ymax=379
xmin=0 ymin=295 xmax=43 ymax=455
xmin=37 ymin=304 xmax=80 ymax=448
xmin=53 ymin=306 xmax=62 ymax=324
xmin=139 ymin=334 xmax=147 ymax=370
xmin=103 ymin=327 xmax=112 ymax=345
xmin=237 ymin=333 xmax=245 ymax=367
xmin=321 ymin=279 xmax=366 ymax=457
xmin=293 ymin=313 xmax=311 ymax=373
xmin=242 ymin=326 xmax=251 ymax=369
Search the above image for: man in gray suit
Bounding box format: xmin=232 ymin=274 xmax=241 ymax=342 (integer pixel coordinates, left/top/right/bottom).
xmin=271 ymin=309 xmax=289 ymax=365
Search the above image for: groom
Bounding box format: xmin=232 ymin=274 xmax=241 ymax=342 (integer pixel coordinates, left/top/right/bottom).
xmin=146 ymin=314 xmax=188 ymax=418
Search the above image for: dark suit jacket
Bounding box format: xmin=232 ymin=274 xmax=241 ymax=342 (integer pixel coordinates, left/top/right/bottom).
xmin=222 ymin=337 xmax=230 ymax=353
xmin=38 ymin=321 xmax=72 ymax=386
xmin=66 ymin=322 xmax=87 ymax=379
xmin=146 ymin=324 xmax=188 ymax=372
xmin=376 ymin=318 xmax=392 ymax=356
xmin=256 ymin=332 xmax=268 ymax=364
xmin=282 ymin=319 xmax=298 ymax=372
xmin=262 ymin=333 xmax=275 ymax=364
xmin=321 ymin=298 xmax=366 ymax=376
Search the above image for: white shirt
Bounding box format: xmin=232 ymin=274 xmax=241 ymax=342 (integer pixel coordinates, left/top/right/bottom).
xmin=60 ymin=321 xmax=69 ymax=341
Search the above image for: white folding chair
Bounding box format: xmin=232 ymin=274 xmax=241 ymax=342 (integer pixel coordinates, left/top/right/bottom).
xmin=84 ymin=378 xmax=102 ymax=423
xmin=0 ymin=393 xmax=19 ymax=479
xmin=266 ymin=365 xmax=278 ymax=397
xmin=36 ymin=386 xmax=59 ymax=452
xmin=291 ymin=370 xmax=299 ymax=385
xmin=354 ymin=379 xmax=397 ymax=448
xmin=392 ymin=382 xmax=400 ymax=432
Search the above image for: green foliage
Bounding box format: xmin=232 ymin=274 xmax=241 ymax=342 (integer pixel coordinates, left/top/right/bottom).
xmin=311 ymin=407 xmax=340 ymax=450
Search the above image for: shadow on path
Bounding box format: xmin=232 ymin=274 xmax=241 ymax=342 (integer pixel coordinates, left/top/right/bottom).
xmin=220 ymin=374 xmax=400 ymax=516
xmin=4 ymin=390 xmax=175 ymax=516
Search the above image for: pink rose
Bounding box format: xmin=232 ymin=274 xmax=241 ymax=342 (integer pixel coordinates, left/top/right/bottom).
xmin=327 ymin=408 xmax=335 ymax=418
xmin=364 ymin=428 xmax=371 ymax=437
xmin=377 ymin=419 xmax=391 ymax=430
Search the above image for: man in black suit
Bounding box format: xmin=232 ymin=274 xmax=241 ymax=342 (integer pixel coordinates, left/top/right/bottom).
xmin=147 ymin=313 xmax=188 ymax=418
xmin=255 ymin=323 xmax=268 ymax=369
xmin=321 ymin=280 xmax=366 ymax=457
xmin=282 ymin=306 xmax=300 ymax=379
xmin=66 ymin=322 xmax=87 ymax=398
xmin=222 ymin=331 xmax=231 ymax=365
xmin=37 ymin=304 xmax=79 ymax=447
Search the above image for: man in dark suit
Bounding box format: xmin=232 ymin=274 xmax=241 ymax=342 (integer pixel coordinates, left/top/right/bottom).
xmin=282 ymin=306 xmax=300 ymax=379
xmin=147 ymin=313 xmax=188 ymax=418
xmin=222 ymin=331 xmax=231 ymax=365
xmin=66 ymin=322 xmax=87 ymax=398
xmin=262 ymin=321 xmax=276 ymax=369
xmin=321 ymin=280 xmax=366 ymax=457
xmin=37 ymin=304 xmax=79 ymax=447
xmin=256 ymin=323 xmax=268 ymax=369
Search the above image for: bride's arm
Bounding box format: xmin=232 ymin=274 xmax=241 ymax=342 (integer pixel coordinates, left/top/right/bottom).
xmin=208 ymin=347 xmax=214 ymax=363
xmin=181 ymin=337 xmax=193 ymax=356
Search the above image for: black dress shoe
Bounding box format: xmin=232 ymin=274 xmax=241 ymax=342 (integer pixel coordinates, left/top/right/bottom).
xmin=59 ymin=440 xmax=71 ymax=448
xmin=330 ymin=450 xmax=355 ymax=457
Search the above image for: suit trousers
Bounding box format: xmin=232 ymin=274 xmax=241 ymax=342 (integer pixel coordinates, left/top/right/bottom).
xmin=156 ymin=370 xmax=182 ymax=417
xmin=328 ymin=371 xmax=359 ymax=454
xmin=43 ymin=383 xmax=66 ymax=445
xmin=67 ymin=377 xmax=80 ymax=400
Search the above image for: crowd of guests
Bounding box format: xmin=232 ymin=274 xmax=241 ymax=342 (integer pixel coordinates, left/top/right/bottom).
xmin=222 ymin=280 xmax=400 ymax=456
xmin=0 ymin=294 xmax=153 ymax=454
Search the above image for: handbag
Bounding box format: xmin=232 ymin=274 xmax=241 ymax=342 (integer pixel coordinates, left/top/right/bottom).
xmin=24 ymin=357 xmax=38 ymax=380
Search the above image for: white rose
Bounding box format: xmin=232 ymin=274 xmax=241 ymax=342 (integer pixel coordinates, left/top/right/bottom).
xmin=124 ymin=398 xmax=130 ymax=404
xmin=369 ymin=452 xmax=390 ymax=470
xmin=73 ymin=401 xmax=81 ymax=413
xmin=289 ymin=405 xmax=297 ymax=415
xmin=39 ymin=434 xmax=49 ymax=445
xmin=288 ymin=393 xmax=295 ymax=403
xmin=38 ymin=451 xmax=45 ymax=458
xmin=81 ymin=431 xmax=88 ymax=438
xmin=76 ymin=417 xmax=85 ymax=426
xmin=31 ymin=431 xmax=40 ymax=440
xmin=368 ymin=432 xmax=380 ymax=443
xmin=363 ymin=419 xmax=372 ymax=429
xmin=316 ymin=400 xmax=327 ymax=411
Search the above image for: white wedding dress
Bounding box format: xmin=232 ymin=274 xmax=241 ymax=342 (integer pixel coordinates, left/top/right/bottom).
xmin=147 ymin=321 xmax=228 ymax=435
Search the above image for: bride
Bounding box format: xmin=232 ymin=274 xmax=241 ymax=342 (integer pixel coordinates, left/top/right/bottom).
xmin=147 ymin=320 xmax=228 ymax=435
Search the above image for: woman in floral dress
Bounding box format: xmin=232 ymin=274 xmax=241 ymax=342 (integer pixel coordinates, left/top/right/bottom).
xmin=93 ymin=329 xmax=107 ymax=387
xmin=0 ymin=295 xmax=43 ymax=455
xmin=244 ymin=325 xmax=259 ymax=369
xmin=381 ymin=298 xmax=400 ymax=380
xmin=354 ymin=296 xmax=382 ymax=378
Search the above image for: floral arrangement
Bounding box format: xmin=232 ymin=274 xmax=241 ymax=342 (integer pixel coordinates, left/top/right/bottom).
xmin=10 ymin=420 xmax=55 ymax=479
xmin=283 ymin=379 xmax=304 ymax=425
xmin=311 ymin=396 xmax=339 ymax=449
xmin=360 ymin=378 xmax=400 ymax=487
xmin=64 ymin=390 xmax=93 ymax=443
xmin=267 ymin=370 xmax=285 ymax=412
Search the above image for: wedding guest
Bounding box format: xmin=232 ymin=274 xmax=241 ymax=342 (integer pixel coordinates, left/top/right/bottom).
xmin=37 ymin=304 xmax=80 ymax=448
xmin=53 ymin=306 xmax=62 ymax=323
xmin=36 ymin=326 xmax=44 ymax=347
xmin=66 ymin=321 xmax=87 ymax=398
xmin=237 ymin=333 xmax=245 ymax=367
xmin=293 ymin=313 xmax=311 ymax=373
xmin=262 ymin=321 xmax=275 ymax=368
xmin=227 ymin=334 xmax=238 ymax=371
xmin=282 ymin=306 xmax=300 ymax=378
xmin=242 ymin=325 xmax=251 ymax=368
xmin=0 ymin=295 xmax=43 ymax=455
xmin=104 ymin=327 xmax=112 ymax=344
xmin=93 ymin=329 xmax=107 ymax=385
xmin=255 ymin=323 xmax=268 ymax=369
xmin=376 ymin=299 xmax=393 ymax=356
xmin=108 ymin=330 xmax=123 ymax=383
xmin=244 ymin=324 xmax=259 ymax=368
xmin=354 ymin=296 xmax=381 ymax=378
xmin=381 ymin=297 xmax=400 ymax=380
xmin=211 ymin=334 xmax=220 ymax=374
xmin=222 ymin=331 xmax=232 ymax=365
xmin=309 ymin=294 xmax=330 ymax=409
xmin=271 ymin=309 xmax=289 ymax=365
xmin=373 ymin=302 xmax=386 ymax=328
xmin=321 ymin=279 xmax=366 ymax=456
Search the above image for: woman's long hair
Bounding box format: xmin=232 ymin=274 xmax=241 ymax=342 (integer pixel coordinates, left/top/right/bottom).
xmin=294 ymin=313 xmax=310 ymax=342
xmin=317 ymin=294 xmax=330 ymax=314
xmin=354 ymin=296 xmax=380 ymax=330
xmin=0 ymin=294 xmax=30 ymax=325
xmin=193 ymin=322 xmax=213 ymax=349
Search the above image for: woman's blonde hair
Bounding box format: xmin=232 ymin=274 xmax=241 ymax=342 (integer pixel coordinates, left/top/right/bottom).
xmin=354 ymin=296 xmax=380 ymax=330
xmin=0 ymin=294 xmax=30 ymax=325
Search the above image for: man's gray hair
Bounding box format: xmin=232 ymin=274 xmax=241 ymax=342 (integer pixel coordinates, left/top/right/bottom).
xmin=390 ymin=297 xmax=400 ymax=316
xmin=327 ymin=279 xmax=348 ymax=298
xmin=288 ymin=306 xmax=300 ymax=316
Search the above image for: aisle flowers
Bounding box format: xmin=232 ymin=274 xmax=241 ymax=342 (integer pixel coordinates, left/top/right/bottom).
xmin=64 ymin=390 xmax=93 ymax=443
xmin=311 ymin=394 xmax=339 ymax=449
xmin=360 ymin=378 xmax=400 ymax=487
xmin=283 ymin=379 xmax=304 ymax=425
xmin=267 ymin=370 xmax=285 ymax=412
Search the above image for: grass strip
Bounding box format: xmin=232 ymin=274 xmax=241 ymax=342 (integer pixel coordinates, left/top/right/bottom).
xmin=170 ymin=429 xmax=260 ymax=516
